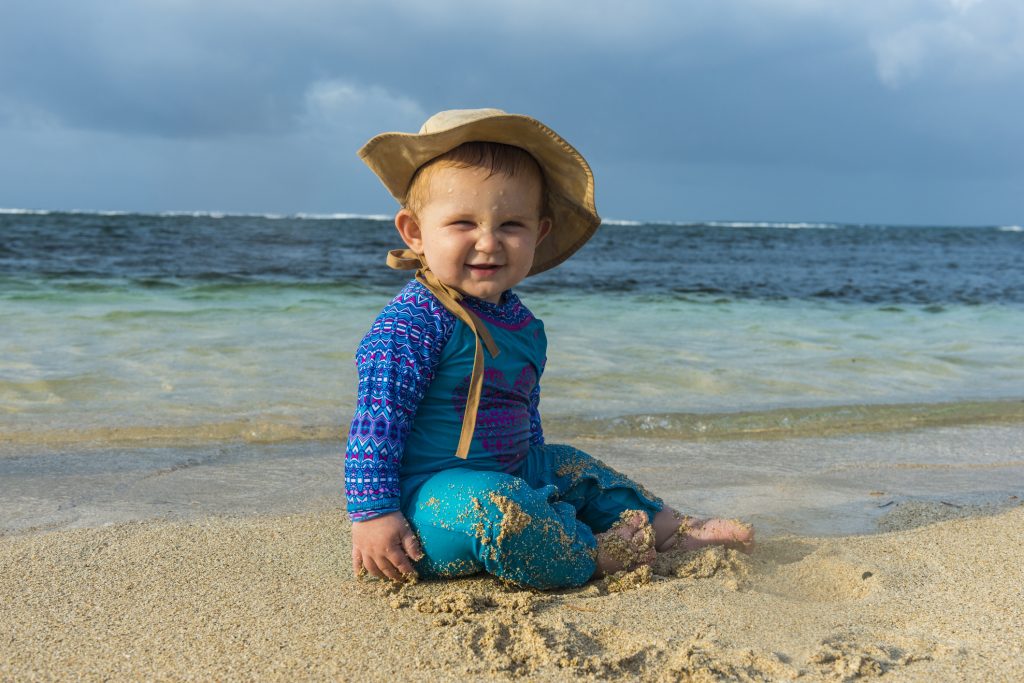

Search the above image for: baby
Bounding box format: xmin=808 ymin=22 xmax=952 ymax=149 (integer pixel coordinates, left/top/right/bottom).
xmin=345 ymin=109 xmax=752 ymax=589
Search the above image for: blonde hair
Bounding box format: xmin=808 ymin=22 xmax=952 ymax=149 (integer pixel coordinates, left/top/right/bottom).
xmin=404 ymin=142 xmax=549 ymax=217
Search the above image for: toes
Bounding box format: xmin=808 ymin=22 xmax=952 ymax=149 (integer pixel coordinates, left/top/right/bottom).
xmin=727 ymin=520 xmax=755 ymax=552
xmin=621 ymin=509 xmax=648 ymax=531
xmin=631 ymin=520 xmax=656 ymax=550
xmin=593 ymin=510 xmax=658 ymax=577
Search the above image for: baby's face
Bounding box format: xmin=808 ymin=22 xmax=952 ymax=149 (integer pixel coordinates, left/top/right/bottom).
xmin=399 ymin=165 xmax=551 ymax=304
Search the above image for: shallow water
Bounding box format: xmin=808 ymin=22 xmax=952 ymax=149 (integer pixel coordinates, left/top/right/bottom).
xmin=3 ymin=283 xmax=1022 ymax=444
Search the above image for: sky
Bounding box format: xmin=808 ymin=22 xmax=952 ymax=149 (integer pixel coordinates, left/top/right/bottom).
xmin=1 ymin=0 xmax=1022 ymax=225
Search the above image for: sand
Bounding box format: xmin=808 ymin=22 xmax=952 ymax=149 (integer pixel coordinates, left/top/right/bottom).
xmin=2 ymin=500 xmax=1022 ymax=682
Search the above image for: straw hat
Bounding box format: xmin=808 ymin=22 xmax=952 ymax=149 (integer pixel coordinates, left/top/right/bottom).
xmin=358 ymin=108 xmax=600 ymax=276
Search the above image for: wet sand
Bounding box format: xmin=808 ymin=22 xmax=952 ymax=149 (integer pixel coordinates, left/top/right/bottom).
xmin=5 ymin=425 xmax=1024 ymax=539
xmin=2 ymin=499 xmax=1022 ymax=681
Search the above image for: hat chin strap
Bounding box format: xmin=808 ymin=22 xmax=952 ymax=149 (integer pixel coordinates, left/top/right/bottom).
xmin=387 ymin=248 xmax=500 ymax=459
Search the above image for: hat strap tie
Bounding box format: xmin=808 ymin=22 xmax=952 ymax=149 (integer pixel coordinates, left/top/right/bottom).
xmin=386 ymin=248 xmax=500 ymax=459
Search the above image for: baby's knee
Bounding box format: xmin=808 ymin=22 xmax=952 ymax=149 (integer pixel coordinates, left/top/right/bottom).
xmin=407 ymin=468 xmax=596 ymax=589
xmin=476 ymin=484 xmax=597 ymax=589
xmin=406 ymin=470 xmax=531 ymax=561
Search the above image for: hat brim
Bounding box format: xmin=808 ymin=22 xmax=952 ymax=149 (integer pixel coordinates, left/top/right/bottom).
xmin=358 ymin=113 xmax=600 ymax=276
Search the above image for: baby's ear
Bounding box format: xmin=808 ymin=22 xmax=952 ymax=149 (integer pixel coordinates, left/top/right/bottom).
xmin=536 ymin=217 xmax=553 ymax=245
xmin=394 ymin=209 xmax=424 ymax=253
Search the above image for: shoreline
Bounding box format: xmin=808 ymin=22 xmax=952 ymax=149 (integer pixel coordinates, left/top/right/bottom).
xmin=4 ymin=397 xmax=1024 ymax=454
xmin=3 ymin=423 xmax=1023 ymax=539
xmin=2 ymin=501 xmax=1022 ymax=681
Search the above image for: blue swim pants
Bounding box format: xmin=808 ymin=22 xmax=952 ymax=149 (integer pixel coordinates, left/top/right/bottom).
xmin=403 ymin=443 xmax=663 ymax=590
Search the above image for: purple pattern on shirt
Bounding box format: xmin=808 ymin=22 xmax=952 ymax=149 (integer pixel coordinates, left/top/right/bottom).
xmin=528 ymin=363 xmax=544 ymax=447
xmin=450 ymin=364 xmax=538 ymax=470
xmin=463 ymin=291 xmax=535 ymax=331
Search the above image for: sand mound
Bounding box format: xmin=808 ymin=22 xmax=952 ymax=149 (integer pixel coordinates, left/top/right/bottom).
xmin=750 ymin=541 xmax=876 ymax=603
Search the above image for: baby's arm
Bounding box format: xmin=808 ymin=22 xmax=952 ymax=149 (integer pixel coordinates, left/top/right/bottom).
xmin=344 ymin=284 xmax=455 ymax=580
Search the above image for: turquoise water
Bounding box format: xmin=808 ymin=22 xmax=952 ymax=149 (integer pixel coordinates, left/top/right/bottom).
xmin=3 ymin=281 xmax=1022 ymax=448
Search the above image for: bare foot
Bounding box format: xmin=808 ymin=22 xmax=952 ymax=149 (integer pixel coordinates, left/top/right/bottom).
xmin=593 ymin=510 xmax=657 ymax=578
xmin=654 ymin=509 xmax=754 ymax=553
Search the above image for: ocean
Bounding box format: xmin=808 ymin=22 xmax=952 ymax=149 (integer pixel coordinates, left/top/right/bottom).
xmin=2 ymin=210 xmax=1023 ymax=535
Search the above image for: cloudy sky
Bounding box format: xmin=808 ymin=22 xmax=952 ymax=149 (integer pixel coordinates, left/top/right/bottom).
xmin=1 ymin=0 xmax=1022 ymax=225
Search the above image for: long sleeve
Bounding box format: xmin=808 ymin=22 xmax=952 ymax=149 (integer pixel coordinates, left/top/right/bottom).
xmin=344 ymin=282 xmax=454 ymax=521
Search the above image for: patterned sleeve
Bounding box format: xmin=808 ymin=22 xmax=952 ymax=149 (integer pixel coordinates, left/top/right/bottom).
xmin=344 ymin=283 xmax=454 ymax=522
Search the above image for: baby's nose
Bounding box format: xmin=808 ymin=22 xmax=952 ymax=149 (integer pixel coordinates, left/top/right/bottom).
xmin=474 ymin=228 xmax=500 ymax=251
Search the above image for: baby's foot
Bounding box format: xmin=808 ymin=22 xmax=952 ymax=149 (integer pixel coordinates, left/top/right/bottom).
xmin=593 ymin=510 xmax=657 ymax=577
xmin=657 ymin=512 xmax=754 ymax=553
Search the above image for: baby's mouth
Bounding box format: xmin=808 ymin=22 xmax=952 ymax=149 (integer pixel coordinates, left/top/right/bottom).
xmin=467 ymin=263 xmax=502 ymax=272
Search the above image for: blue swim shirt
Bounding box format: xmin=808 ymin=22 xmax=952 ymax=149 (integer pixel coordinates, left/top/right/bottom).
xmin=344 ymin=280 xmax=546 ymax=521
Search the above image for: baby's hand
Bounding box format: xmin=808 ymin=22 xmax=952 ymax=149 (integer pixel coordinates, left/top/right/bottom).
xmin=351 ymin=511 xmax=425 ymax=582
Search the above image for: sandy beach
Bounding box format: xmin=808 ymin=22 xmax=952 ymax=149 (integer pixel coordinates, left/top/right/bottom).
xmin=2 ymin=494 xmax=1022 ymax=681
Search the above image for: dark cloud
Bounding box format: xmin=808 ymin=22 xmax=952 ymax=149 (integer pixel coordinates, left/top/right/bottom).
xmin=1 ymin=0 xmax=1022 ymax=223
